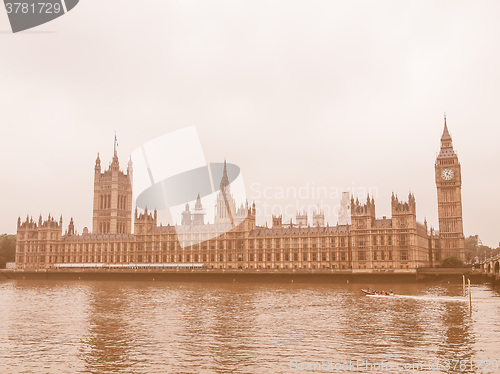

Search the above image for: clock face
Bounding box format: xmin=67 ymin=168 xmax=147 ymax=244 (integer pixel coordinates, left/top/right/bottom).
xmin=441 ymin=168 xmax=454 ymax=180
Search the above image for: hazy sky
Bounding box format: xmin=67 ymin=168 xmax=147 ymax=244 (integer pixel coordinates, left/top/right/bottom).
xmin=1 ymin=1 xmax=499 ymax=247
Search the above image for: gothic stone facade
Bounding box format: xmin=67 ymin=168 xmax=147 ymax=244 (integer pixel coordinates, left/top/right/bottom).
xmin=15 ymin=120 xmax=465 ymax=270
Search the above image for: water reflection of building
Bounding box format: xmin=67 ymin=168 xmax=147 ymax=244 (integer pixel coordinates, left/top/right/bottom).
xmin=16 ymin=118 xmax=465 ymax=270
xmin=83 ymin=287 xmax=133 ymax=373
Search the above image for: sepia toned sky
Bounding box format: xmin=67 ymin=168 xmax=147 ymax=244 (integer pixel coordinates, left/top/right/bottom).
xmin=0 ymin=0 xmax=499 ymax=247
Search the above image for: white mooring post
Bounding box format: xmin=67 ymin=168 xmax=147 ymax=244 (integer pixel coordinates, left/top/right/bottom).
xmin=468 ymin=278 xmax=472 ymax=314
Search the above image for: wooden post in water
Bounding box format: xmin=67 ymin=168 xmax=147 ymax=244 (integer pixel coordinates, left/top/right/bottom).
xmin=463 ymin=275 xmax=466 ymax=297
xmin=468 ymin=278 xmax=472 ymax=314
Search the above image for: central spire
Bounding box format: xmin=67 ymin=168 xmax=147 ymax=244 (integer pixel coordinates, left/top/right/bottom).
xmin=114 ymin=132 xmax=118 ymax=158
xmin=220 ymin=158 xmax=230 ymax=190
xmin=195 ymin=193 xmax=202 ymax=209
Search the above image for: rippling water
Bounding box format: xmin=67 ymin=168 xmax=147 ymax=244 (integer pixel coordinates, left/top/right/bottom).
xmin=0 ymin=280 xmax=499 ymax=373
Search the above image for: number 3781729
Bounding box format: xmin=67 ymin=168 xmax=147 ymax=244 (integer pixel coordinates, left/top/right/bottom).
xmin=5 ymin=2 xmax=63 ymax=14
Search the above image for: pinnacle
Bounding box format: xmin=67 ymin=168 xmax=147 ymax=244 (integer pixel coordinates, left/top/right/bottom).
xmin=441 ymin=118 xmax=452 ymax=141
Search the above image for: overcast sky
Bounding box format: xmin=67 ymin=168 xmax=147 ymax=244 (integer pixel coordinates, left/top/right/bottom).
xmin=0 ymin=0 xmax=499 ymax=247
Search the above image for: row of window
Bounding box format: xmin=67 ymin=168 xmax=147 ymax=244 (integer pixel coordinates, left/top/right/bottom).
xmin=22 ymin=253 xmax=347 ymax=264
xmin=358 ymin=250 xmax=408 ymax=261
xmin=20 ymin=245 xmax=414 ymax=258
xmin=20 ymin=250 xmax=414 ymax=264
xmin=19 ymin=239 xmax=415 ymax=255
xmin=19 ymin=234 xmax=409 ymax=248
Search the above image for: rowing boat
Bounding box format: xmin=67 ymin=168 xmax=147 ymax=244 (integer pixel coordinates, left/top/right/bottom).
xmin=361 ymin=289 xmax=394 ymax=296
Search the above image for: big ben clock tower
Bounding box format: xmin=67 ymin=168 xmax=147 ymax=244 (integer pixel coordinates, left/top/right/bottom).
xmin=435 ymin=114 xmax=465 ymax=262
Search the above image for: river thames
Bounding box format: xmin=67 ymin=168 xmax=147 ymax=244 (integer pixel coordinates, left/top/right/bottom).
xmin=0 ymin=280 xmax=498 ymax=373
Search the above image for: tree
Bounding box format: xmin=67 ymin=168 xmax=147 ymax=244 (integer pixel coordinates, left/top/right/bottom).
xmin=464 ymin=235 xmax=500 ymax=263
xmin=440 ymin=256 xmax=464 ymax=268
xmin=464 ymin=235 xmax=479 ymax=263
xmin=0 ymin=234 xmax=16 ymax=268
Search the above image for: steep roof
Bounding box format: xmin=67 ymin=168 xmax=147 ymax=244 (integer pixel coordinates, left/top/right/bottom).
xmin=438 ymin=115 xmax=456 ymax=158
xmin=441 ymin=121 xmax=452 ymax=141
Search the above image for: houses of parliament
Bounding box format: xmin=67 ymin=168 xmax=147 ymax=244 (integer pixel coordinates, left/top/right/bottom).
xmin=15 ymin=118 xmax=466 ymax=271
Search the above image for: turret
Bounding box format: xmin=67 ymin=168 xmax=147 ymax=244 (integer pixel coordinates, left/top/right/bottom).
xmin=182 ymin=203 xmax=192 ymax=226
xmin=351 ymin=194 xmax=376 ymax=229
xmin=296 ymin=210 xmax=307 ymax=227
xmin=95 ymin=153 xmax=101 ymax=174
xmin=391 ymin=192 xmax=416 ymax=216
xmin=127 ymin=155 xmax=133 ymax=185
xmin=312 ymin=207 xmax=325 ymax=227
xmin=272 ymin=215 xmax=282 ymax=228
xmin=351 ymin=195 xmax=376 ymax=218
xmin=192 ymin=194 xmax=206 ymax=225
xmin=134 ymin=208 xmax=157 ymax=235
xmin=391 ymin=193 xmax=417 ymax=230
xmin=68 ymin=217 xmax=75 ymax=236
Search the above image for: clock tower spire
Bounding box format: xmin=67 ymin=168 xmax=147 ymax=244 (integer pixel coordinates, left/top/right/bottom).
xmin=435 ymin=114 xmax=465 ymax=263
